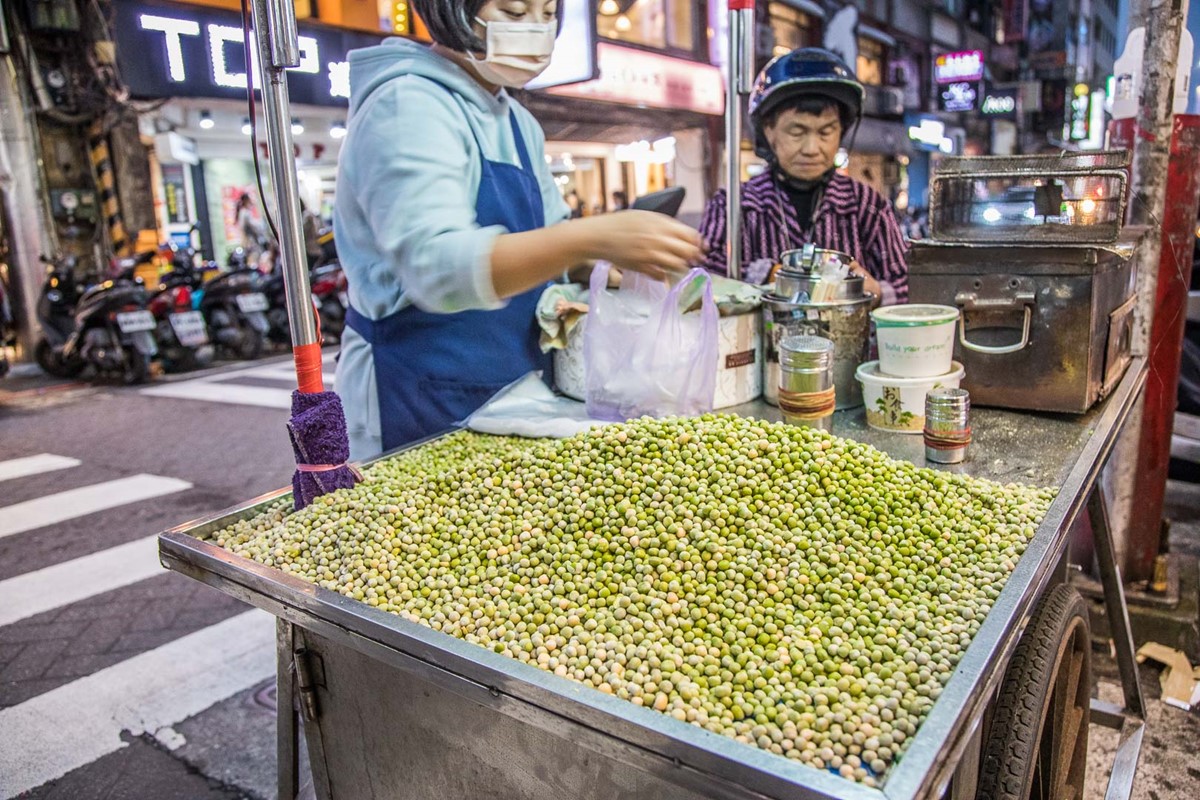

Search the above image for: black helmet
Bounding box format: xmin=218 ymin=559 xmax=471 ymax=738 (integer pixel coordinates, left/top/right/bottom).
xmin=748 ymin=48 xmax=865 ymax=158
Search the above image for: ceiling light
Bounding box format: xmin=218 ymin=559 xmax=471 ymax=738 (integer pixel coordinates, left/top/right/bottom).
xmin=615 ymin=13 xmax=631 ymax=32
xmin=198 ymin=110 xmax=214 ymax=130
xmin=241 ymin=117 xmax=252 ymax=136
xmin=599 ymin=0 xmax=619 ymax=15
xmin=291 ymin=118 xmax=304 ymax=136
xmin=330 ymin=120 xmax=347 ymax=140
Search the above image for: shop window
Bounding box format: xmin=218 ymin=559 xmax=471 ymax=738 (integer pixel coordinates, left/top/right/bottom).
xmin=856 ymin=36 xmax=885 ymax=86
xmin=768 ymin=3 xmax=818 ymax=58
xmin=597 ymin=0 xmax=694 ymax=53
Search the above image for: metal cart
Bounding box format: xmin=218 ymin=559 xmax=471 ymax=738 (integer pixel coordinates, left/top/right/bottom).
xmin=158 ymin=359 xmax=1149 ymax=800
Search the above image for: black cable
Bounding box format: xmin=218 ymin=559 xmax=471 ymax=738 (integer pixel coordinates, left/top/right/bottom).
xmin=240 ymin=0 xmax=281 ymax=247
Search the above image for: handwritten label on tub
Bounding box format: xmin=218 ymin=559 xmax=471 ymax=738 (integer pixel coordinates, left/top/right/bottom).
xmin=883 ymin=342 xmax=949 ymax=354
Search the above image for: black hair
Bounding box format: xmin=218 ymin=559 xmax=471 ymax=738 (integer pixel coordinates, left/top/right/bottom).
xmin=412 ymin=0 xmax=563 ymax=53
xmin=763 ymin=95 xmax=853 ymax=132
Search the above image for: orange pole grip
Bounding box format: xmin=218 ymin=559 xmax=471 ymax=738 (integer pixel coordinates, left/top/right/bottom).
xmin=293 ymin=342 xmax=325 ymax=394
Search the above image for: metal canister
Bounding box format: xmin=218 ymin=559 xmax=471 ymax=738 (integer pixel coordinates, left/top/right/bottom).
xmin=924 ymin=387 xmax=971 ymax=464
xmin=763 ymin=246 xmax=871 ymax=409
xmin=778 ymin=335 xmax=836 ymax=431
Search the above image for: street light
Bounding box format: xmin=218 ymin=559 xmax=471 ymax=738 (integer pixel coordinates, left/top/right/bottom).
xmin=241 ymin=117 xmax=252 ymax=136
xmin=198 ymin=110 xmax=214 ymax=130
xmin=330 ymin=120 xmax=347 ymax=139
xmin=291 ymin=118 xmax=304 ymax=136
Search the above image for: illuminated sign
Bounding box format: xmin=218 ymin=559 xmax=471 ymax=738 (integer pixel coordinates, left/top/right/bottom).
xmin=112 ymin=2 xmax=384 ymax=106
xmin=938 ymin=81 xmax=978 ymax=113
xmin=547 ymin=42 xmax=724 ymax=115
xmin=907 ymin=117 xmax=955 ymax=153
xmin=1067 ymin=82 xmax=1091 ymax=141
xmin=934 ymin=50 xmax=985 ymax=84
xmin=526 ymin=0 xmax=597 ymax=91
xmin=980 ymin=85 xmax=1019 ymax=118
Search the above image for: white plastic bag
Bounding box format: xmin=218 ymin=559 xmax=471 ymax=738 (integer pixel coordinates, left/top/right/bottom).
xmin=583 ymin=264 xmax=718 ymax=421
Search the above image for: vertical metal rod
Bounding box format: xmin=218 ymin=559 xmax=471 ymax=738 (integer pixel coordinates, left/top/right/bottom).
xmin=724 ymin=3 xmax=755 ymax=281
xmin=264 ymin=0 xmax=301 ymax=67
xmin=250 ymin=0 xmax=319 ymax=352
xmin=276 ymin=619 xmax=298 ymax=800
xmin=1087 ymin=487 xmax=1147 ymax=718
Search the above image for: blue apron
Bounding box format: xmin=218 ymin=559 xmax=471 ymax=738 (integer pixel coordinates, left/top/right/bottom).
xmin=346 ymin=111 xmax=549 ymax=450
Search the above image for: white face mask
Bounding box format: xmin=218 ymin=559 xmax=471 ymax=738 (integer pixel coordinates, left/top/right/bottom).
xmin=466 ymin=16 xmax=556 ymax=87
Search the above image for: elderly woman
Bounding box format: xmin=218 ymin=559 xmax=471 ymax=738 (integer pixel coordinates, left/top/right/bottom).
xmin=699 ymin=48 xmax=908 ymax=304
xmin=333 ymin=0 xmax=702 ymax=458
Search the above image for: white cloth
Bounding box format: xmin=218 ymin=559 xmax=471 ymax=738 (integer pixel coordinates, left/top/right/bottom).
xmin=466 ymin=373 xmax=603 ymax=438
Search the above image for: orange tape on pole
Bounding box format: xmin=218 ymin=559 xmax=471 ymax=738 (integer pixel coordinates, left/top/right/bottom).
xmin=293 ymin=342 xmax=325 ymax=394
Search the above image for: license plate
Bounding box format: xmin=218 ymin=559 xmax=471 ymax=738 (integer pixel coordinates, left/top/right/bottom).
xmin=116 ymin=310 xmax=155 ymax=334
xmin=169 ymin=310 xmax=208 ymax=346
xmin=236 ymin=292 xmax=269 ymax=313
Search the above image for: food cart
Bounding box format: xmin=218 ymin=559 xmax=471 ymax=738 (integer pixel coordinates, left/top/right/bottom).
xmin=158 ymin=357 xmax=1148 ymax=800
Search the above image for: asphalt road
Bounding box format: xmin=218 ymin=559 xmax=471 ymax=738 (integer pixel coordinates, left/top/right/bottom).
xmin=0 ymin=351 xmax=324 ymax=799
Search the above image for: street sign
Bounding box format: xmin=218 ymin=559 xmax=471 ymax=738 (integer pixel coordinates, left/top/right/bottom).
xmin=980 ymin=85 xmax=1019 ymax=119
xmin=938 ymin=81 xmax=978 ymax=113
xmin=1067 ymin=82 xmax=1091 ymax=141
xmin=934 ymin=50 xmax=984 ymax=84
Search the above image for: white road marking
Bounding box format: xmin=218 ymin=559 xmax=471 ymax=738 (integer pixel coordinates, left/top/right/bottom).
xmin=0 ymin=535 xmax=163 ymax=626
xmin=139 ymin=382 xmax=294 ymax=409
xmin=0 ymin=475 xmax=193 ymax=539
xmin=0 ymin=454 xmax=81 ymax=483
xmin=0 ymin=610 xmax=275 ymax=798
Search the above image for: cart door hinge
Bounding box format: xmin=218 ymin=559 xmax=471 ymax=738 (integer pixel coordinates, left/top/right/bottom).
xmin=293 ymin=646 xmax=323 ymax=722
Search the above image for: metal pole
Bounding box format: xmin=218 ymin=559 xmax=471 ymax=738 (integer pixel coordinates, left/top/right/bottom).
xmin=249 ymin=0 xmax=320 ymax=363
xmin=724 ymin=0 xmax=755 ymax=281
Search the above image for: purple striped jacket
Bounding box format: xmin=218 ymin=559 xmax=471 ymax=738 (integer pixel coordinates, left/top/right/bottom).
xmin=698 ymin=171 xmax=909 ymax=302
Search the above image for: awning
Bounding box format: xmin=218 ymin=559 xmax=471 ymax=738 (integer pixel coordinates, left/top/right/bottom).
xmin=773 ymin=0 xmax=827 ymax=19
xmin=859 ymin=24 xmax=898 ymax=48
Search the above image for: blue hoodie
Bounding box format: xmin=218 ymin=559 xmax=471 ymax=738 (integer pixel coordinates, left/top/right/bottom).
xmin=332 ymin=38 xmax=570 ymax=459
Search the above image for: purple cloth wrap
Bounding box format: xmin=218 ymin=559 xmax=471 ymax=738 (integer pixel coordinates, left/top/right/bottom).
xmin=288 ymin=390 xmax=361 ymax=510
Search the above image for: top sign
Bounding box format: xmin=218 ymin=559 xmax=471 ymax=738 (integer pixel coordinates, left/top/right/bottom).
xmin=935 ymin=50 xmax=985 ymax=84
xmin=980 ymin=85 xmax=1019 ymax=118
xmin=547 ymin=42 xmax=724 ymax=115
xmin=111 ymin=1 xmax=384 ymax=106
xmin=525 ymin=0 xmax=597 ymax=90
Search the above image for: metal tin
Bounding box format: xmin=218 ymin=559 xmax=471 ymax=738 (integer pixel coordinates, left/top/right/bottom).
xmin=925 ymin=387 xmax=971 ymax=464
xmin=908 ymin=229 xmax=1144 ymax=413
xmin=763 ymin=292 xmax=871 ymax=410
xmin=778 ymin=335 xmax=835 ymax=431
xmin=775 ymin=245 xmax=862 ymax=303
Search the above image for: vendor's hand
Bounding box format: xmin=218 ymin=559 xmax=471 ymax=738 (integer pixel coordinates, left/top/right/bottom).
xmin=577 ymin=211 xmax=703 ymax=281
xmin=849 ymin=260 xmax=882 ymax=306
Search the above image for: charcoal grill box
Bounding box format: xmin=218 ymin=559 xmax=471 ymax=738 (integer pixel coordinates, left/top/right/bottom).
xmin=907 ymin=229 xmax=1145 ymax=413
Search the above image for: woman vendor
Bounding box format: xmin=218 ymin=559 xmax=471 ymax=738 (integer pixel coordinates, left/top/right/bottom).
xmin=698 ymin=48 xmax=909 ymax=304
xmin=334 ymin=0 xmax=703 ymax=459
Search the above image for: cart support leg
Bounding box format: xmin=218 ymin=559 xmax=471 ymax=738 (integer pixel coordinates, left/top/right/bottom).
xmin=1087 ymin=487 xmax=1147 ymax=800
xmin=1088 ymin=489 xmax=1146 ymax=717
xmin=277 ymin=619 xmax=299 ymax=800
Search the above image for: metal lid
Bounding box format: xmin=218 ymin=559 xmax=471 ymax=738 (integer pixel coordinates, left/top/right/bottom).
xmin=926 ymin=387 xmax=970 ymax=419
xmin=779 ymin=335 xmax=835 ymax=370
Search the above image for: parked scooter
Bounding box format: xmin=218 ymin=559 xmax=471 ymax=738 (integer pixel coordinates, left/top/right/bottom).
xmin=113 ymin=253 xmax=215 ymax=373
xmin=34 ymin=254 xmax=86 ymax=378
xmin=262 ymin=257 xmax=347 ymax=346
xmin=35 ymin=255 xmax=158 ymax=384
xmin=201 ymin=263 xmax=270 ymax=360
xmin=0 ymin=264 xmax=15 ymax=378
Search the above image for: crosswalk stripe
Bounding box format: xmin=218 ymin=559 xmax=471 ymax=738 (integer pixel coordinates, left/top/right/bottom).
xmin=0 ymin=536 xmax=162 ymax=627
xmin=0 ymin=610 xmax=275 ymax=798
xmin=139 ymin=382 xmax=294 ymax=409
xmin=0 ymin=475 xmax=193 ymax=539
xmin=0 ymin=454 xmax=81 ymax=483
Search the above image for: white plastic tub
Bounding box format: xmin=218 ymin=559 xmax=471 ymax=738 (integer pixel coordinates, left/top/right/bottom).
xmin=856 ymin=359 xmax=966 ymax=434
xmin=871 ymin=304 xmax=959 ymax=378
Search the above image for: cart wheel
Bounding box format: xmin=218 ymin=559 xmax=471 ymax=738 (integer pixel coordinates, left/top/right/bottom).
xmin=976 ymin=584 xmax=1091 ymax=800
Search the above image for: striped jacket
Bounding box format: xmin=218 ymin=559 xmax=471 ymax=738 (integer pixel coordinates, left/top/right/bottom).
xmin=698 ymin=171 xmax=909 ymax=302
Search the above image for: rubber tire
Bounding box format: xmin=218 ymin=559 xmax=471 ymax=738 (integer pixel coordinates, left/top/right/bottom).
xmin=121 ymin=346 xmax=150 ymax=385
xmin=235 ymin=327 xmax=265 ymax=361
xmin=976 ymin=584 xmax=1091 ymax=800
xmin=35 ymin=338 xmax=85 ymax=378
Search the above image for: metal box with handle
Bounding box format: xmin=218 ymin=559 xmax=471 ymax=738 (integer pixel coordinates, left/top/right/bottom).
xmin=907 ymin=230 xmax=1144 ymax=413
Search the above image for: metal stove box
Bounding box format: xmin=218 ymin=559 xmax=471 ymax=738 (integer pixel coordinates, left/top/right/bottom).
xmin=907 ymin=230 xmax=1144 ymax=413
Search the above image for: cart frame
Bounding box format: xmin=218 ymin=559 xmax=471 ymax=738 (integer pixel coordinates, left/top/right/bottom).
xmin=159 ymin=359 xmax=1149 ymax=800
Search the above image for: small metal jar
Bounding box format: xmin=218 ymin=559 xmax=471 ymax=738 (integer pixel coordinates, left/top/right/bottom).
xmin=924 ymin=387 xmax=971 ymax=464
xmin=778 ymin=335 xmax=836 ymax=431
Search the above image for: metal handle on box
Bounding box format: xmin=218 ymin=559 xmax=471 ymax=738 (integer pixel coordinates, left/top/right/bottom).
xmin=955 ymin=290 xmax=1035 ymax=355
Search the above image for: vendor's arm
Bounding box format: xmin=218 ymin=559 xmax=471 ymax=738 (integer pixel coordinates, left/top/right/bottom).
xmin=860 ymin=194 xmax=910 ymax=305
xmin=349 ymin=82 xmax=701 ymax=313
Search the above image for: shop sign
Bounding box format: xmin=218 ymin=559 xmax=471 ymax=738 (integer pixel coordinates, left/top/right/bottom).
xmin=980 ymin=85 xmax=1018 ymax=118
xmin=1067 ymin=82 xmax=1090 ymax=141
xmin=111 ymin=1 xmax=385 ymax=106
xmin=934 ymin=50 xmax=984 ymax=84
xmin=906 ymin=116 xmax=954 ymax=153
xmin=161 ymin=163 xmax=190 ymax=225
xmin=526 ymin=0 xmax=597 ymax=91
xmin=938 ymin=81 xmax=978 ymax=113
xmin=546 ymin=43 xmax=724 ymax=115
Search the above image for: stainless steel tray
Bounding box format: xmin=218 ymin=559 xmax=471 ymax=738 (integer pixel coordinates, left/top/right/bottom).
xmin=159 ymin=361 xmax=1147 ymax=800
